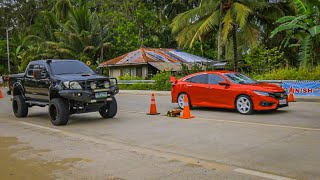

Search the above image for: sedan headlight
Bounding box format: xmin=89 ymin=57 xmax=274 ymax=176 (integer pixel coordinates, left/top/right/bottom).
xmin=253 ymin=90 xmax=270 ymax=96
xmin=90 ymin=82 xmax=97 ymax=89
xmin=63 ymin=81 xmax=82 ymax=90
xmin=103 ymin=81 xmax=109 ymax=88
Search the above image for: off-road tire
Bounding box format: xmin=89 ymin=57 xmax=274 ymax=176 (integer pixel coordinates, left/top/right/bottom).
xmin=49 ymin=98 xmax=69 ymax=126
xmin=12 ymin=95 xmax=28 ymax=118
xmin=99 ymin=97 xmax=117 ymax=118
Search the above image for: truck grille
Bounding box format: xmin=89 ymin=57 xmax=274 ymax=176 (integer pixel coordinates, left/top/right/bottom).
xmin=80 ymin=80 xmax=110 ymax=90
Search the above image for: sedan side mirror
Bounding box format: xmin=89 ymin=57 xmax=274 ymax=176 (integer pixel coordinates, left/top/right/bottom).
xmin=218 ymin=81 xmax=230 ymax=86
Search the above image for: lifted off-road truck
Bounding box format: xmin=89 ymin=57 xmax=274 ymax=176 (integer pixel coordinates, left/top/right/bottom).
xmin=7 ymin=60 xmax=119 ymax=126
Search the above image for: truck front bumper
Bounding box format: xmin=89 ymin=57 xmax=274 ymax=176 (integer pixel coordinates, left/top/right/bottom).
xmin=59 ymin=88 xmax=118 ymax=103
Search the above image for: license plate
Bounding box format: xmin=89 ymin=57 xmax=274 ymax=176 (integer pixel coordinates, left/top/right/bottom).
xmin=279 ymin=99 xmax=287 ymax=105
xmin=95 ymin=92 xmax=108 ymax=98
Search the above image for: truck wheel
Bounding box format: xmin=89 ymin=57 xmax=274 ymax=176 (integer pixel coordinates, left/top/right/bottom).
xmin=99 ymin=97 xmax=117 ymax=118
xmin=49 ymin=98 xmax=69 ymax=126
xmin=12 ymin=95 xmax=28 ymax=118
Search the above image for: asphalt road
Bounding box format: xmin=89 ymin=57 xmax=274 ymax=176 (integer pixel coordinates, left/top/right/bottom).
xmin=1 ymin=88 xmax=320 ymax=180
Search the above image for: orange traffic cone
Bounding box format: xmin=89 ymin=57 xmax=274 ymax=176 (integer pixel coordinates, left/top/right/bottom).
xmin=0 ymin=89 xmax=3 ymax=99
xmin=147 ymin=93 xmax=160 ymax=115
xmin=179 ymin=95 xmax=194 ymax=119
xmin=288 ymin=86 xmax=295 ymax=102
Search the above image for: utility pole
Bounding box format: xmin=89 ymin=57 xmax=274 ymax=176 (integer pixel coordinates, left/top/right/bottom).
xmin=6 ymin=28 xmax=12 ymax=73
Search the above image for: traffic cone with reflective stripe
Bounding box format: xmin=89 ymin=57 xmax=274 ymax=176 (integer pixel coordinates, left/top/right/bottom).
xmin=288 ymin=86 xmax=295 ymax=102
xmin=147 ymin=93 xmax=160 ymax=115
xmin=0 ymin=89 xmax=3 ymax=99
xmin=179 ymin=95 xmax=194 ymax=119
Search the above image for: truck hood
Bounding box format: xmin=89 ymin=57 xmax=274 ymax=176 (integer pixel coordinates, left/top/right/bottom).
xmin=53 ymin=74 xmax=108 ymax=81
xmin=242 ymin=83 xmax=284 ymax=92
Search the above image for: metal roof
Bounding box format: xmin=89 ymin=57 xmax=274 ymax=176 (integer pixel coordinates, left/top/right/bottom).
xmin=99 ymin=48 xmax=210 ymax=67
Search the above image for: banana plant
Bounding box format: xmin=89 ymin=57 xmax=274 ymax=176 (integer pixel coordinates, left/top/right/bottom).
xmin=270 ymin=0 xmax=320 ymax=66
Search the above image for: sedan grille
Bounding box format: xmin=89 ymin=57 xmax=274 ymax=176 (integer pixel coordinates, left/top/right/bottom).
xmin=270 ymin=92 xmax=287 ymax=99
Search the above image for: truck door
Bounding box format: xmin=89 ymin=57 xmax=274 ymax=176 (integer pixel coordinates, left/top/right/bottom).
xmin=24 ymin=64 xmax=50 ymax=101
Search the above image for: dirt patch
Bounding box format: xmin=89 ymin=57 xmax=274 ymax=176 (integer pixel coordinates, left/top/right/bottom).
xmin=184 ymin=163 xmax=203 ymax=168
xmin=0 ymin=137 xmax=85 ymax=180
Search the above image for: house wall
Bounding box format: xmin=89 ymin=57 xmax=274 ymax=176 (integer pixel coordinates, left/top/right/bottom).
xmin=108 ymin=65 xmax=149 ymax=79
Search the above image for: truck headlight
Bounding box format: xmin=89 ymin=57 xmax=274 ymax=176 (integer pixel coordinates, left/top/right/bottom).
xmin=63 ymin=81 xmax=82 ymax=90
xmin=103 ymin=81 xmax=109 ymax=88
xmin=90 ymin=82 xmax=97 ymax=89
xmin=253 ymin=90 xmax=270 ymax=96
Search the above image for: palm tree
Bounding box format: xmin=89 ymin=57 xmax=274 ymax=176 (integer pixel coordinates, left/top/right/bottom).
xmin=270 ymin=0 xmax=320 ymax=66
xmin=49 ymin=5 xmax=111 ymax=63
xmin=171 ymin=0 xmax=283 ymax=71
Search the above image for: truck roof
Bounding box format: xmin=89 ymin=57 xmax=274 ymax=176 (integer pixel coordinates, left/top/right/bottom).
xmin=30 ymin=59 xmax=79 ymax=64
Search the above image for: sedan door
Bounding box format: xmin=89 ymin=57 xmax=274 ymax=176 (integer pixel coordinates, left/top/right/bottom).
xmin=184 ymin=74 xmax=208 ymax=106
xmin=207 ymin=74 xmax=231 ymax=108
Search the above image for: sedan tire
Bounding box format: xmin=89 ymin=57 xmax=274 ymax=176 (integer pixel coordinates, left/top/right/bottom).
xmin=178 ymin=93 xmax=191 ymax=109
xmin=235 ymin=95 xmax=254 ymax=115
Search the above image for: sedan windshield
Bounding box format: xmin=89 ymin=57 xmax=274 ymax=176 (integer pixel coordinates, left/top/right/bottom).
xmin=50 ymin=61 xmax=94 ymax=75
xmin=224 ymin=73 xmax=257 ymax=84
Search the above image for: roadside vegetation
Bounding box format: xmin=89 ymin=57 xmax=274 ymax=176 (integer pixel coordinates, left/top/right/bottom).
xmin=0 ymin=0 xmax=319 ymax=87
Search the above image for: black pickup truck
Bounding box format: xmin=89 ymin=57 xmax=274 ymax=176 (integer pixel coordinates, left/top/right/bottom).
xmin=7 ymin=59 xmax=119 ymax=126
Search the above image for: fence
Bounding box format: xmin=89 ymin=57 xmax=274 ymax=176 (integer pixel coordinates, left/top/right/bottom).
xmin=118 ymin=80 xmax=320 ymax=96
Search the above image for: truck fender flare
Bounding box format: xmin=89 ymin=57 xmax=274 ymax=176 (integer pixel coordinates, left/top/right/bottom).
xmin=12 ymin=82 xmax=26 ymax=99
xmin=49 ymin=84 xmax=63 ymax=99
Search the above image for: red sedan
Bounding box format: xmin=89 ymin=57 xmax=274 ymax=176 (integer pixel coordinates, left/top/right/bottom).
xmin=171 ymin=71 xmax=288 ymax=114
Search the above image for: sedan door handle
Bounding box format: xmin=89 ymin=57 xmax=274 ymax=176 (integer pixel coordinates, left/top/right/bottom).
xmin=187 ymin=84 xmax=192 ymax=87
xmin=207 ymin=86 xmax=212 ymax=89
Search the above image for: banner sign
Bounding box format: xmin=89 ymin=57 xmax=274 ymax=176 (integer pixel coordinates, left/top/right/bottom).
xmin=281 ymin=81 xmax=320 ymax=96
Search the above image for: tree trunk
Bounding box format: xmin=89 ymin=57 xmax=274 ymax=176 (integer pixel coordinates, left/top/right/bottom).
xmin=217 ymin=0 xmax=224 ymax=61
xmin=232 ymin=24 xmax=238 ymax=72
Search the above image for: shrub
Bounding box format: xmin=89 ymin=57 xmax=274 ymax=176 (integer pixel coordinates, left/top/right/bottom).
xmin=152 ymin=71 xmax=172 ymax=91
xmin=253 ymin=66 xmax=320 ymax=80
xmin=244 ymin=46 xmax=287 ymax=74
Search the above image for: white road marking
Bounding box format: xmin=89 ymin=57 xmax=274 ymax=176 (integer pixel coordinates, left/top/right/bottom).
xmin=18 ymin=120 xmax=297 ymax=180
xmin=119 ymin=109 xmax=320 ymax=132
xmin=17 ymin=121 xmax=232 ymax=171
xmin=20 ymin=121 xmax=62 ymax=133
xmin=234 ymin=168 xmax=295 ymax=180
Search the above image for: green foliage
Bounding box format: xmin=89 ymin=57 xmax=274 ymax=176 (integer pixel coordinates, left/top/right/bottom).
xmin=253 ymin=66 xmax=320 ymax=80
xmin=152 ymin=71 xmax=172 ymax=91
xmin=244 ymin=46 xmax=287 ymax=73
xmin=270 ymin=1 xmax=320 ymax=67
xmin=118 ymin=84 xmax=154 ymax=90
xmin=118 ymin=73 xmax=144 ymax=80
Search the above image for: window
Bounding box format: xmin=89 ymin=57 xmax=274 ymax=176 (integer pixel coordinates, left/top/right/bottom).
xmin=224 ymin=73 xmax=257 ymax=84
xmin=27 ymin=65 xmax=35 ymax=77
xmin=50 ymin=61 xmax=94 ymax=75
xmin=186 ymin=74 xmax=208 ymax=84
xmin=130 ymin=68 xmax=136 ymax=76
xmin=136 ymin=67 xmax=142 ymax=77
xmin=208 ymin=74 xmax=224 ymax=84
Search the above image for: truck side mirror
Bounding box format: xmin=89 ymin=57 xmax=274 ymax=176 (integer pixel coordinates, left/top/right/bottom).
xmin=33 ymin=69 xmax=46 ymax=80
xmin=95 ymin=68 xmax=103 ymax=75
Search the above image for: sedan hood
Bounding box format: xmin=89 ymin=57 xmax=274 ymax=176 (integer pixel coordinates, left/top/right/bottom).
xmin=243 ymin=83 xmax=284 ymax=92
xmin=54 ymin=74 xmax=107 ymax=81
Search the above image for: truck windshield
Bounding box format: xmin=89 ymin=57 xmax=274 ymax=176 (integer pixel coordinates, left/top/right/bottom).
xmin=224 ymin=73 xmax=257 ymax=84
xmin=50 ymin=61 xmax=94 ymax=75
